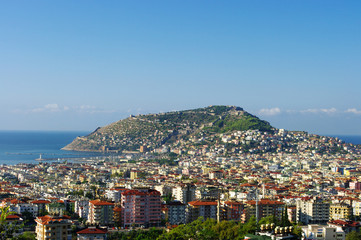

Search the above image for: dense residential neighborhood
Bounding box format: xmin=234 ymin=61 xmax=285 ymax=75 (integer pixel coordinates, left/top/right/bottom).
xmin=1 ymin=126 xmax=361 ymax=239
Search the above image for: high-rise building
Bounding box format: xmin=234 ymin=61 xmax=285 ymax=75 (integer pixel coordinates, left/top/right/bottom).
xmin=74 ymin=200 xmax=89 ymax=220
xmin=224 ymin=200 xmax=243 ymax=221
xmin=244 ymin=199 xmax=285 ymax=223
xmin=88 ymin=200 xmax=114 ymax=225
xmin=187 ymin=200 xmax=218 ymax=223
xmin=30 ymin=199 xmax=51 ymax=216
xmin=172 ymin=183 xmax=196 ymax=204
xmin=105 ymin=188 xmax=128 ymax=203
xmin=166 ymin=201 xmax=186 ymax=225
xmin=121 ymin=189 xmax=161 ymax=228
xmin=296 ymin=197 xmax=330 ymax=224
xmin=329 ymin=203 xmax=352 ymax=221
xmin=352 ymin=200 xmax=361 ymax=217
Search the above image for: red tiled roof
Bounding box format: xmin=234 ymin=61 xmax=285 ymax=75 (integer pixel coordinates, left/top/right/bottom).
xmin=246 ymin=199 xmax=284 ymax=205
xmin=188 ymin=200 xmax=217 ymax=206
xmin=224 ymin=201 xmax=243 ymax=205
xmin=1 ymin=215 xmax=21 ymax=220
xmin=77 ymin=228 xmax=107 ymax=234
xmin=35 ymin=215 xmax=70 ymax=225
xmin=31 ymin=200 xmax=51 ymax=204
xmin=10 ymin=199 xmax=24 ymax=204
xmin=89 ymin=200 xmax=114 ymax=206
xmin=329 ymin=220 xmax=360 ymax=227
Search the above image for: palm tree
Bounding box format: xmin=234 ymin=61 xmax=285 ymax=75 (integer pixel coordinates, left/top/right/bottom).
xmin=0 ymin=206 xmax=20 ymax=239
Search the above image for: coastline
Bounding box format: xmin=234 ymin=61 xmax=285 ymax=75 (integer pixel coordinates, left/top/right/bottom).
xmin=1 ymin=131 xmax=361 ymax=165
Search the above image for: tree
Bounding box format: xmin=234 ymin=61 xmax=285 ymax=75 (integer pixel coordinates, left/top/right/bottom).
xmin=281 ymin=206 xmax=291 ymax=227
xmin=0 ymin=206 xmax=21 ymax=240
xmin=239 ymin=216 xmax=257 ymax=238
xmin=23 ymin=210 xmax=33 ymax=220
xmin=15 ymin=231 xmax=36 ymax=240
xmin=346 ymin=231 xmax=361 ymax=240
xmin=258 ymin=215 xmax=278 ymax=225
xmin=85 ymin=192 xmax=94 ymax=199
xmin=162 ymin=194 xmax=173 ymax=204
xmin=38 ymin=209 xmax=49 ymax=217
xmin=291 ymin=222 xmax=303 ymax=240
xmin=90 ymin=185 xmax=97 ymax=198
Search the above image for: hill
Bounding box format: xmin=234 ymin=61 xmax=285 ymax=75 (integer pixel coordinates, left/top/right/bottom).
xmin=62 ymin=105 xmax=272 ymax=152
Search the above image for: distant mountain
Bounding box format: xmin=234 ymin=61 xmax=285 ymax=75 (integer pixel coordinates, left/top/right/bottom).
xmin=62 ymin=105 xmax=272 ymax=152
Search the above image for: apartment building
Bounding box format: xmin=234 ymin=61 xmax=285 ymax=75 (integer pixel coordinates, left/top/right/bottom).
xmin=329 ymin=203 xmax=352 ymax=221
xmin=76 ymin=227 xmax=108 ymax=240
xmin=224 ymin=200 xmax=243 ymax=221
xmin=121 ymin=189 xmax=161 ymax=228
xmin=187 ymin=200 xmax=218 ymax=223
xmin=74 ymin=200 xmax=89 ymax=220
xmin=243 ymin=199 xmax=284 ymax=223
xmin=30 ymin=200 xmax=51 ymax=216
xmin=35 ymin=215 xmax=72 ymax=240
xmin=328 ymin=219 xmax=360 ymax=235
xmin=88 ymin=200 xmax=114 ymax=225
xmin=166 ymin=201 xmax=186 ymax=225
xmin=172 ymin=183 xmax=196 ymax=204
xmin=296 ymin=197 xmax=330 ymax=224
xmin=352 ymin=200 xmax=361 ymax=217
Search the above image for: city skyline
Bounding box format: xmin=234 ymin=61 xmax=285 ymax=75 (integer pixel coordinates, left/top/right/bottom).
xmin=1 ymin=1 xmax=361 ymax=135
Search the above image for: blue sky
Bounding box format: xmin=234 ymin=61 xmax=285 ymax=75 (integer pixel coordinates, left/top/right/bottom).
xmin=1 ymin=1 xmax=361 ymax=135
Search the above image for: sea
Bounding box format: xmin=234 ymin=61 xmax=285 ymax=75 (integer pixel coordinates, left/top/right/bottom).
xmin=0 ymin=131 xmax=360 ymax=166
xmin=0 ymin=131 xmax=110 ymax=165
xmin=331 ymin=135 xmax=361 ymax=145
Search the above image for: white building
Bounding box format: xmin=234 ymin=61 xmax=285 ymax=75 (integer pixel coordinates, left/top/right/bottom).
xmin=296 ymin=197 xmax=330 ymax=224
xmin=75 ymin=200 xmax=89 ymax=220
xmin=302 ymin=224 xmax=345 ymax=240
xmin=154 ymin=184 xmax=172 ymax=196
xmin=172 ymin=184 xmax=196 ymax=204
xmin=15 ymin=203 xmax=38 ymax=218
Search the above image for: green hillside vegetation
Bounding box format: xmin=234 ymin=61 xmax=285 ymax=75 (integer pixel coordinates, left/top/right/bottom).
xmin=210 ymin=113 xmax=271 ymax=133
xmin=62 ymin=105 xmax=273 ymax=152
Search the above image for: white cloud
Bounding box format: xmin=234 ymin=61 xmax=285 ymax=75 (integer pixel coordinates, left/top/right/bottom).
xmin=74 ymin=105 xmax=117 ymax=114
xmin=300 ymin=108 xmax=337 ymax=114
xmin=300 ymin=109 xmax=319 ymax=114
xmin=259 ymin=107 xmax=281 ymax=116
xmin=78 ymin=105 xmax=96 ymax=110
xmin=31 ymin=103 xmax=69 ymax=113
xmin=346 ymin=108 xmax=361 ymax=115
xmin=320 ymin=108 xmax=337 ymax=114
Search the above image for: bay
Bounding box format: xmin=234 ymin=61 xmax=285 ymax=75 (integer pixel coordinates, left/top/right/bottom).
xmin=0 ymin=131 xmax=106 ymax=165
xmin=0 ymin=131 xmax=360 ymax=166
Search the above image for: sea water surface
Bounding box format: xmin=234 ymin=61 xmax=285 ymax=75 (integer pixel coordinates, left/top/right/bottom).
xmin=0 ymin=131 xmax=360 ymax=165
xmin=328 ymin=135 xmax=361 ymax=145
xmin=0 ymin=131 xmax=107 ymax=165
